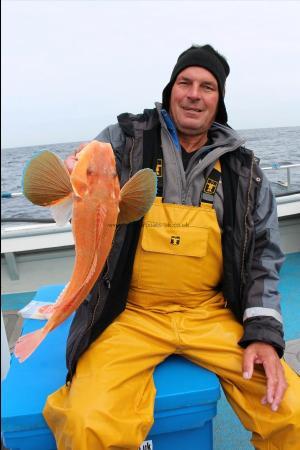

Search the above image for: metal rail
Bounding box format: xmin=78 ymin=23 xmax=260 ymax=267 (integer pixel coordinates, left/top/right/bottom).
xmin=261 ymin=163 xmax=300 ymax=189
xmin=2 ymin=163 xmax=300 ymax=225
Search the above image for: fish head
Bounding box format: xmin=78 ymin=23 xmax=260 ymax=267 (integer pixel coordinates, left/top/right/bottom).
xmin=70 ymin=141 xmax=120 ymax=202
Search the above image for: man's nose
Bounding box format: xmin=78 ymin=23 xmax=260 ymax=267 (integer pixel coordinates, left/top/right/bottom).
xmin=187 ymin=84 xmax=200 ymax=100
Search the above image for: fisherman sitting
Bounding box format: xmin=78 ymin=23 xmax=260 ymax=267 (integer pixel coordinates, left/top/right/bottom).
xmin=43 ymin=44 xmax=300 ymax=450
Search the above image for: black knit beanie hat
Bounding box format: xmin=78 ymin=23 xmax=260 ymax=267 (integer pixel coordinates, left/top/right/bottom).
xmin=162 ymin=44 xmax=230 ymax=124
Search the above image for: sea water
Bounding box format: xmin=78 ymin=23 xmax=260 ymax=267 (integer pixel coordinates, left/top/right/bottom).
xmin=1 ymin=126 xmax=300 ymax=222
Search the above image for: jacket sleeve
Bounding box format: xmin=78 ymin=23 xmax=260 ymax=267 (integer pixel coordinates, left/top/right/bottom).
xmin=239 ymin=169 xmax=286 ymax=356
xmin=94 ymin=124 xmax=126 ymax=176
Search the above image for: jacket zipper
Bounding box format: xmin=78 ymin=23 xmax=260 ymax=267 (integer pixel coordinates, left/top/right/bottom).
xmin=239 ymin=154 xmax=254 ymax=300
xmin=129 ymin=137 xmax=135 ymax=177
xmin=67 ymin=137 xmax=135 ymax=384
xmin=67 ymin=255 xmax=112 ymax=383
xmin=66 ymin=262 xmax=111 ymax=385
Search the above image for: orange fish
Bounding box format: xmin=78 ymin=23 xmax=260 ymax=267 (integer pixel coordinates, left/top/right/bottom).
xmin=14 ymin=140 xmax=157 ymax=362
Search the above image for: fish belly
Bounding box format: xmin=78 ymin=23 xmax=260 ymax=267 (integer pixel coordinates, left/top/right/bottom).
xmin=45 ymin=200 xmax=118 ymax=332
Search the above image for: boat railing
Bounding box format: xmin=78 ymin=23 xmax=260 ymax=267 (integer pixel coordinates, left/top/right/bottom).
xmin=261 ymin=162 xmax=300 ymax=191
xmin=1 ymin=222 xmax=72 ymax=239
xmin=1 ymin=162 xmax=300 ymax=229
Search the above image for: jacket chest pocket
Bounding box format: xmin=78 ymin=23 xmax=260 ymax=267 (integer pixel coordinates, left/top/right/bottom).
xmin=142 ymin=222 xmax=208 ymax=257
xmin=130 ymin=201 xmax=214 ymax=293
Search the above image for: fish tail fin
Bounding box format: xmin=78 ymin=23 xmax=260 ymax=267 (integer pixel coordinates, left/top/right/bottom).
xmin=14 ymin=328 xmax=47 ymax=363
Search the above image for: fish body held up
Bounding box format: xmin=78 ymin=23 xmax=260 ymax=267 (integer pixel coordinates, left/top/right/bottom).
xmin=15 ymin=140 xmax=157 ymax=362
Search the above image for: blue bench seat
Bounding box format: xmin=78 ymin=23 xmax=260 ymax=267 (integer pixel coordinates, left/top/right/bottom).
xmin=2 ymin=285 xmax=220 ymax=450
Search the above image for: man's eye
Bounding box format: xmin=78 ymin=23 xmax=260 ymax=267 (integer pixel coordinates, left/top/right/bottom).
xmin=204 ymin=85 xmax=215 ymax=91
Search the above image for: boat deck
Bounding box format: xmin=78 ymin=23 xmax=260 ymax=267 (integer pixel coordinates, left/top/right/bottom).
xmin=1 ymin=252 xmax=299 ymax=450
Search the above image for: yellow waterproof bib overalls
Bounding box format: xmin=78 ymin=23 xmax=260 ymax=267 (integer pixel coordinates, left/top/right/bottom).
xmin=44 ymin=161 xmax=300 ymax=450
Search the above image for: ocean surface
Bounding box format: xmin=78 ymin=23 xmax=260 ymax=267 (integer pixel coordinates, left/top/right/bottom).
xmin=1 ymin=126 xmax=300 ymax=223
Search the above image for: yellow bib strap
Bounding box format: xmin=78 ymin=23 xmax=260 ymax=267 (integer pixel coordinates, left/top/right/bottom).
xmin=214 ymin=159 xmax=221 ymax=172
xmin=201 ymin=160 xmax=221 ymax=205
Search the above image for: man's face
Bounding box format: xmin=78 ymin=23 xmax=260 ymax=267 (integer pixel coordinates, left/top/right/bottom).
xmin=169 ymin=66 xmax=219 ymax=136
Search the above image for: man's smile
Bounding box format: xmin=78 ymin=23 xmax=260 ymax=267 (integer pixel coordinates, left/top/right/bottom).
xmin=182 ymin=106 xmax=203 ymax=113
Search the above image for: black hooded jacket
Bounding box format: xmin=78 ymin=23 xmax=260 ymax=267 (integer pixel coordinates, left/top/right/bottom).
xmin=65 ymin=108 xmax=285 ymax=384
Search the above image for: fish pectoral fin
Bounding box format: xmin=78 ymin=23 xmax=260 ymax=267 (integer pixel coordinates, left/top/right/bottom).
xmin=23 ymin=150 xmax=73 ymax=206
xmin=50 ymin=194 xmax=73 ymax=226
xmin=118 ymin=168 xmax=157 ymax=224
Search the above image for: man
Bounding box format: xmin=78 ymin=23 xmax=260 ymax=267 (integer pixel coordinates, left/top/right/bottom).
xmin=44 ymin=44 xmax=300 ymax=449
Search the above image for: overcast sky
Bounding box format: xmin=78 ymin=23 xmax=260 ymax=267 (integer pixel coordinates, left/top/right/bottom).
xmin=2 ymin=0 xmax=300 ymax=148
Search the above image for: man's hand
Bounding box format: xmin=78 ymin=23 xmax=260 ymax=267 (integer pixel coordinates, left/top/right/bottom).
xmin=64 ymin=142 xmax=88 ymax=174
xmin=242 ymin=342 xmax=288 ymax=412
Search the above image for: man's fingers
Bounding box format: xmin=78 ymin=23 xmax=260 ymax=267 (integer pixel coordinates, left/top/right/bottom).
xmin=64 ymin=155 xmax=77 ymax=174
xmin=243 ymin=343 xmax=288 ymax=412
xmin=263 ymin=359 xmax=278 ymax=403
xmin=242 ymin=349 xmax=255 ymax=379
xmin=270 ymin=368 xmax=288 ymax=411
xmin=267 ymin=378 xmax=276 ymax=404
xmin=64 ymin=143 xmax=88 ymax=174
xmin=74 ymin=142 xmax=88 ymax=155
xmin=262 ymin=359 xmax=287 ymax=411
